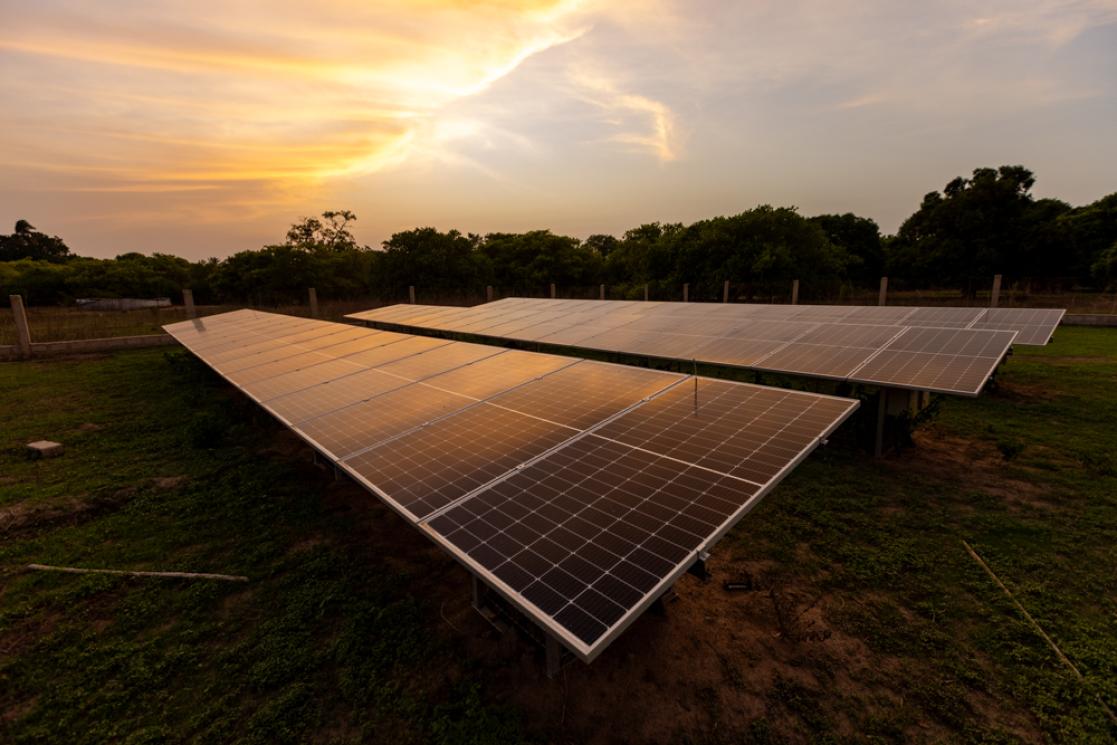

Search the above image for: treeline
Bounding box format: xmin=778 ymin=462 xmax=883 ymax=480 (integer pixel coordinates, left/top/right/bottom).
xmin=2 ymin=167 xmax=1115 ymax=306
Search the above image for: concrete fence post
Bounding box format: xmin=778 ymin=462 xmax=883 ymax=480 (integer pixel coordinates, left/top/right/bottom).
xmin=683 ymin=283 xmax=689 ymax=302
xmin=183 ymin=288 xmax=196 ymax=319
xmin=308 ymin=287 xmax=319 ymax=318
xmin=643 ymin=283 xmax=649 ymax=301
xmin=408 ymin=285 xmax=416 ymax=304
xmin=550 ymin=283 xmax=556 ymax=299
xmin=486 ymin=285 xmax=494 ymax=302
xmin=599 ymin=284 xmax=605 ymax=300
xmin=10 ymin=294 xmax=32 ymax=359
xmin=878 ymin=277 xmax=888 ymax=306
xmin=991 ymin=274 xmax=1002 ymax=308
xmin=723 ymin=280 xmax=730 ymax=303
xmin=791 ymin=279 xmax=800 ymax=305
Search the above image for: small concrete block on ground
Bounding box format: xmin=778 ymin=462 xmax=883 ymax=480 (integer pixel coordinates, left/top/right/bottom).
xmin=27 ymin=440 xmax=64 ymax=459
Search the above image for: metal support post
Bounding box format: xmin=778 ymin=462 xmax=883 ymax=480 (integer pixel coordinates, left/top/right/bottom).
xmin=550 ymin=282 xmax=556 ymax=299
xmin=599 ymin=284 xmax=605 ymax=300
xmin=874 ymin=388 xmax=887 ymax=458
xmin=991 ymin=274 xmax=1002 ymax=308
xmin=683 ymin=283 xmax=689 ymax=302
xmin=791 ymin=279 xmax=800 ymax=305
xmin=308 ymin=287 xmax=318 ymax=318
xmin=486 ymin=285 xmax=494 ymax=302
xmin=878 ymin=277 xmax=888 ymax=306
xmin=722 ymin=280 xmax=729 ymax=303
xmin=545 ymin=635 xmax=562 ymax=679
xmin=183 ymin=288 xmax=197 ymax=319
xmin=643 ymin=283 xmax=649 ymax=301
xmin=471 ymin=574 xmax=483 ymax=610
xmin=408 ymin=285 xmax=416 ymax=304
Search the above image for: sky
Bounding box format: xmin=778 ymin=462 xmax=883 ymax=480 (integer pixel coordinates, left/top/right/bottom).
xmin=2 ymin=0 xmax=1116 ymax=260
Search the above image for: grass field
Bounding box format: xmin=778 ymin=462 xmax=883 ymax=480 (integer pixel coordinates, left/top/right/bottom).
xmin=0 ymin=328 xmax=1115 ymax=743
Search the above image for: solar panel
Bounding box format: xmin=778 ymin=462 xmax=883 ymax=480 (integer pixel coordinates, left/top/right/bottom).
xmin=266 ymin=368 xmax=411 ymax=425
xmin=343 ymin=403 xmax=576 ymax=521
xmin=298 ymin=384 xmax=476 ymax=460
xmin=164 ymin=310 xmax=859 ymax=665
xmin=425 ymin=377 xmax=857 ymax=659
xmin=850 ymin=326 xmax=1018 ymax=395
xmin=970 ymin=307 xmax=1066 ymax=345
xmin=485 ymin=361 xmax=679 ymax=430
xmin=593 ymin=381 xmax=856 ymax=484
xmin=348 ymin=297 xmax=1060 ymax=396
xmin=422 ymin=350 xmax=575 ymax=399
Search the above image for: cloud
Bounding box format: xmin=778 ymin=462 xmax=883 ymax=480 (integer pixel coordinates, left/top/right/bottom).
xmin=568 ymin=68 xmax=678 ymax=161
xmin=0 ymin=0 xmax=592 ymax=219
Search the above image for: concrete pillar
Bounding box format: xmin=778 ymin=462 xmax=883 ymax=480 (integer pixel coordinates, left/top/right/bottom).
xmin=599 ymin=284 xmax=605 ymax=300
xmin=991 ymin=274 xmax=1002 ymax=308
xmin=878 ymin=277 xmax=888 ymax=306
xmin=10 ymin=294 xmax=32 ymax=359
xmin=791 ymin=279 xmax=800 ymax=305
xmin=723 ymin=280 xmax=730 ymax=303
xmin=408 ymin=285 xmax=416 ymax=304
xmin=308 ymin=287 xmax=318 ymax=318
xmin=182 ymin=288 xmax=196 ymax=319
xmin=644 ymin=283 xmax=649 ymax=301
xmin=486 ymin=285 xmax=494 ymax=302
xmin=683 ymin=283 xmax=689 ymax=302
xmin=549 ymin=282 xmax=556 ymax=299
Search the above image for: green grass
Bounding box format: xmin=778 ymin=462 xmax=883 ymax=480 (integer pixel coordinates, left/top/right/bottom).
xmin=0 ymin=328 xmax=1115 ymax=743
xmin=0 ymin=349 xmax=521 ymax=744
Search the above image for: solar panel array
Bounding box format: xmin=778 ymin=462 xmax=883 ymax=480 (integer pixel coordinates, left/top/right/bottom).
xmin=165 ymin=309 xmax=858 ymax=661
xmin=349 ymin=298 xmax=1061 ymax=396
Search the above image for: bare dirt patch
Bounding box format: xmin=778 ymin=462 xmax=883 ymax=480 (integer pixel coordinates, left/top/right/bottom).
xmin=989 ymin=379 xmax=1058 ymax=401
xmin=901 ymin=430 xmax=1056 ymax=511
xmin=0 ymin=491 xmax=132 ymax=538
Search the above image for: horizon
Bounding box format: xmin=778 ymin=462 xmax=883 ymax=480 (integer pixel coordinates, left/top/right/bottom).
xmin=3 ymin=1 xmax=1116 ymax=261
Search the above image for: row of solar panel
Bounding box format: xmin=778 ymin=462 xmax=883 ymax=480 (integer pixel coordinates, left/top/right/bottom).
xmin=165 ymin=310 xmax=857 ymax=660
xmin=356 ymin=298 xmax=1062 ymax=345
xmin=346 ymin=299 xmax=1036 ymax=396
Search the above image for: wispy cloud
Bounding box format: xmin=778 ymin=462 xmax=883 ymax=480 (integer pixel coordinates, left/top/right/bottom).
xmin=568 ymin=67 xmax=679 ymax=161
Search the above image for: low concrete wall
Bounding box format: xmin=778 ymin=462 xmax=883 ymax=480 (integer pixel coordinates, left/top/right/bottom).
xmin=1062 ymin=313 xmax=1117 ymax=327
xmin=0 ymin=334 xmax=176 ymax=361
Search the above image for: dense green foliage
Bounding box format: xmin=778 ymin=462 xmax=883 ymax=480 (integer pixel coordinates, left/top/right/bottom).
xmin=2 ymin=165 xmax=1114 ymax=306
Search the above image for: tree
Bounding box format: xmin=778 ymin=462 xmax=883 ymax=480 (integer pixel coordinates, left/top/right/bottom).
xmin=479 ymin=231 xmax=601 ymax=291
xmin=284 ymin=210 xmax=362 ymax=252
xmin=889 ymin=166 xmax=1040 ymax=291
xmin=810 ymin=213 xmax=883 ymax=284
xmin=1062 ymin=192 xmax=1117 ymax=285
xmin=0 ymin=220 xmax=71 ymax=262
xmin=378 ymin=227 xmax=484 ymax=296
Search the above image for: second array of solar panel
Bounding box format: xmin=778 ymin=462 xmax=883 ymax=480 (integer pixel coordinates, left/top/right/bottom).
xmin=971 ymin=307 xmax=1065 ymax=345
xmin=348 ymin=300 xmax=1026 ymax=395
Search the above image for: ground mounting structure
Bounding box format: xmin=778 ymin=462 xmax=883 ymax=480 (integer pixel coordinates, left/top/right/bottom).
xmin=165 ymin=310 xmax=858 ymax=669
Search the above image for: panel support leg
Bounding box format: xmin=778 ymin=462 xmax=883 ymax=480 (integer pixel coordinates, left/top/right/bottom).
xmin=687 ymin=552 xmax=711 ymax=581
xmin=471 ymin=574 xmax=483 ymax=611
xmin=874 ymin=388 xmax=887 ymax=458
xmin=545 ymin=635 xmax=562 ymax=679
